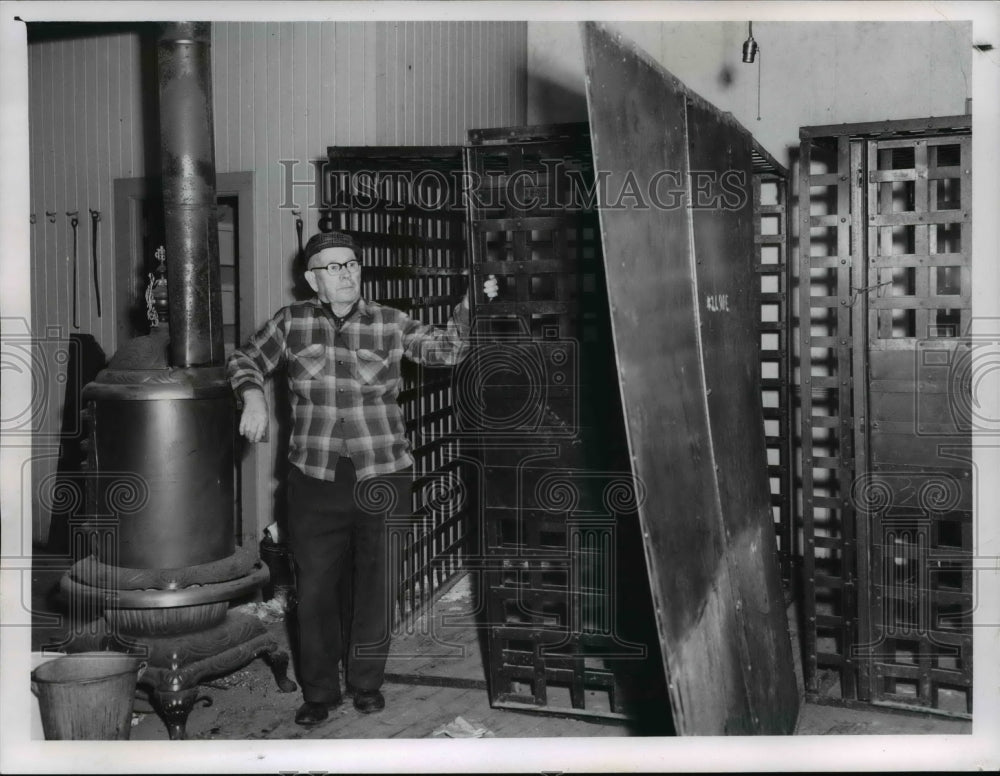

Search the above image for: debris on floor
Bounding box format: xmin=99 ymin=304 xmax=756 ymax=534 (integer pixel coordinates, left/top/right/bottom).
xmin=231 ymin=597 xmax=289 ymax=623
xmin=436 ymin=576 xmax=472 ymax=604
xmin=200 ymin=667 xmax=256 ymax=690
xmin=431 ymin=715 xmax=495 ymax=738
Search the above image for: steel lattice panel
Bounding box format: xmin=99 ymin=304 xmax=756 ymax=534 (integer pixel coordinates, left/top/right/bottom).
xmin=321 ymin=147 xmax=471 ymax=622
xmin=856 ymin=133 xmax=973 ymax=717
xmin=483 ymin=518 xmax=654 ymax=719
xmin=798 ymin=134 xmax=861 ymax=698
xmin=798 ymin=116 xmax=973 ymax=717
xmin=465 ymin=123 xmax=604 ymax=341
xmin=754 ymin=171 xmax=794 ymax=582
xmin=465 ymin=123 xmax=668 ymax=722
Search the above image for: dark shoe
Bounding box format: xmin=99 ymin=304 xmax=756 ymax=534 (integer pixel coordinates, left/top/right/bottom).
xmin=352 ymin=689 xmax=385 ymax=714
xmin=294 ymin=698 xmax=342 ymax=726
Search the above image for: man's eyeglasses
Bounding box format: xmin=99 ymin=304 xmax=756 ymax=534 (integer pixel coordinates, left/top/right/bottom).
xmin=309 ymin=259 xmax=361 ymax=276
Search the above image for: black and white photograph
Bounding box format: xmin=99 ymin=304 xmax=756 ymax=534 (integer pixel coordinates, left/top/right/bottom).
xmin=1 ymin=1 xmax=998 ymax=773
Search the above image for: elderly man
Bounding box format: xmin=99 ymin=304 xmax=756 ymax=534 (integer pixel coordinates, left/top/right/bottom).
xmin=228 ymin=230 xmax=497 ymax=726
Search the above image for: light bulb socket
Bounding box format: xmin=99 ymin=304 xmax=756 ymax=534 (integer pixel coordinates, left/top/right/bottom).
xmin=742 ymin=36 xmax=758 ymax=64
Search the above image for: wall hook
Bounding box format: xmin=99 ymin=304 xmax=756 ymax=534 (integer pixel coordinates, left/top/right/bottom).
xmin=46 ymin=211 xmax=57 ymax=223
xmin=69 ymin=213 xmax=80 ymax=329
xmin=293 ymin=210 xmax=304 ymax=261
xmin=30 ymin=213 xmax=36 ymax=224
xmin=90 ymin=208 xmax=103 ymax=317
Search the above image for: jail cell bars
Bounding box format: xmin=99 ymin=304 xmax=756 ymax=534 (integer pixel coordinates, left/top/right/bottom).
xmin=797 ymin=116 xmax=973 ymax=716
xmin=465 ymin=124 xmax=668 ymax=721
xmin=798 ymin=133 xmax=862 ymax=698
xmin=863 ymin=137 xmax=972 ymax=341
xmin=753 ymin=171 xmax=794 ymax=582
xmin=322 ymin=147 xmax=471 ymax=624
xmin=858 ymin=132 xmax=973 ymax=717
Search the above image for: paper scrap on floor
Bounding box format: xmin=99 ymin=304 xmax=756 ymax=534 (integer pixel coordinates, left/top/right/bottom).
xmin=232 ymin=598 xmax=286 ymax=622
xmin=431 ymin=716 xmax=495 ymax=738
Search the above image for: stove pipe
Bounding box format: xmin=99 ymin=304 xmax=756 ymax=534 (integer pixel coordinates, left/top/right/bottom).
xmin=157 ymin=21 xmax=225 ymax=368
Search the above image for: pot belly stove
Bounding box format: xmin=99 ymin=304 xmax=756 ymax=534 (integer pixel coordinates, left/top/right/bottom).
xmin=56 ymin=21 xmax=296 ymax=739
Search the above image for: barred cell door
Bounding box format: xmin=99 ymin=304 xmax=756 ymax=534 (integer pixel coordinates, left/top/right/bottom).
xmin=852 ymin=133 xmax=973 ymax=716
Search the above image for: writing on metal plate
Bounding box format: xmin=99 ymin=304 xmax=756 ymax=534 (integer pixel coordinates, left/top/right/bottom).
xmin=705 ymin=294 xmax=729 ymax=312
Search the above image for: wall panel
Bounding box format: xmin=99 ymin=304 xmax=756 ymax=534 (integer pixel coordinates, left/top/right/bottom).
xmin=28 ymin=31 xmax=145 ymax=543
xmin=375 ymin=21 xmax=526 ymax=146
xmin=527 ymin=21 xmax=970 ymax=163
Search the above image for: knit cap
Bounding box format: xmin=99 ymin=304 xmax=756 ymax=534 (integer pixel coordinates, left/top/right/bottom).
xmin=303 ymin=230 xmax=359 ymax=264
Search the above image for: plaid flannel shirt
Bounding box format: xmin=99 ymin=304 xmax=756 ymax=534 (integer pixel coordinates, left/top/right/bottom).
xmin=228 ymin=297 xmax=470 ymax=482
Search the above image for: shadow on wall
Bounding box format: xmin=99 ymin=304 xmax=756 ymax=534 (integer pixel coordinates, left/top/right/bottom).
xmin=139 ymin=26 xmax=162 ymax=183
xmin=43 ymin=334 xmax=108 ymax=554
xmin=528 ymin=73 xmax=589 ymax=126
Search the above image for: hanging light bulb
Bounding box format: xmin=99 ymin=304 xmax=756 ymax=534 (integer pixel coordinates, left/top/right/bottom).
xmin=742 ymin=21 xmax=758 ymax=64
xmin=740 ymin=21 xmax=762 ymax=120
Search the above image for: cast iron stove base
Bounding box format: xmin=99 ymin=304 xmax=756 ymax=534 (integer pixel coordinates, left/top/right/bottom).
xmin=59 ymin=550 xmax=296 ymax=738
xmin=60 ymin=613 xmax=297 ymax=740
xmin=117 ymin=613 xmax=297 ymax=739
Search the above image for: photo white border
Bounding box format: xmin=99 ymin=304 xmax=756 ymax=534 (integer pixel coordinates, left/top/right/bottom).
xmin=2 ymin=2 xmax=998 ymax=773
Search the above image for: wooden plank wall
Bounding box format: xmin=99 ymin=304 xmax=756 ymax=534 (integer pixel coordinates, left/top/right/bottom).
xmin=27 ymin=30 xmax=146 ymax=547
xmin=28 ymin=31 xmax=144 ymax=369
xmin=28 ymin=21 xmax=527 ymax=543
xmin=376 ymin=21 xmax=526 ymax=146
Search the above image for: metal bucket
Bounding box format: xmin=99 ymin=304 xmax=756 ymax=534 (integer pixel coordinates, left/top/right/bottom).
xmin=31 ymin=652 xmax=146 ymax=740
xmin=259 ymin=536 xmax=295 ymax=601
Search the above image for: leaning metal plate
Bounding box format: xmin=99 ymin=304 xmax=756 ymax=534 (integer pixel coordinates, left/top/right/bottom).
xmin=582 ymin=21 xmax=798 ymax=734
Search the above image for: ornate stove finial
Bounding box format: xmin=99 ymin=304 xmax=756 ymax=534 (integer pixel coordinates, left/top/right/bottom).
xmin=145 ymin=246 xmax=169 ymax=329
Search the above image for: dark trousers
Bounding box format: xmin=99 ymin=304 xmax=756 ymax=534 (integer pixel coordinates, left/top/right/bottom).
xmin=286 ymin=459 xmax=408 ymax=704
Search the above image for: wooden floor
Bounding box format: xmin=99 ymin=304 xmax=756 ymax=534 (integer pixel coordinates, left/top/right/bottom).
xmin=31 ymin=564 xmax=971 ymax=741
xmin=128 ymin=574 xmax=637 ymax=740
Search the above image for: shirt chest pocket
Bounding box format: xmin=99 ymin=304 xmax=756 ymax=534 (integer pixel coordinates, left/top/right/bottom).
xmin=355 ymin=348 xmax=390 ymax=385
xmin=288 ymin=343 xmax=326 ymax=380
